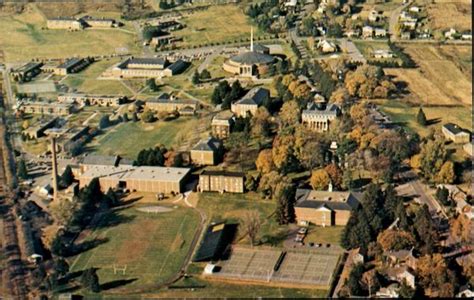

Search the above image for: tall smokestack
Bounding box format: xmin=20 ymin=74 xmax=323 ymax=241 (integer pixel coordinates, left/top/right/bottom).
xmin=51 ymin=137 xmax=59 ymax=202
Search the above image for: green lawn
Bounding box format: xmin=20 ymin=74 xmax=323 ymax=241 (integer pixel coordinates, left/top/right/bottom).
xmin=353 ymin=40 xmax=400 ymax=63
xmin=62 ymin=58 xmax=133 ymax=96
xmin=89 ymin=116 xmax=211 ymax=159
xmin=304 ymin=226 xmax=344 ymax=246
xmin=69 ymin=204 xmax=200 ymax=294
xmin=0 ymin=7 xmax=140 ymax=62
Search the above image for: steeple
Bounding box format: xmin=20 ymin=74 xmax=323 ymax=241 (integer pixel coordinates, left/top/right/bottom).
xmin=250 ymin=26 xmax=254 ymax=52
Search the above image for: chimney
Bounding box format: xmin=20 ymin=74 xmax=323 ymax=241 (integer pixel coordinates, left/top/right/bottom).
xmin=51 ymin=137 xmax=59 ymax=202
xmin=328 ymin=181 xmax=333 ymax=192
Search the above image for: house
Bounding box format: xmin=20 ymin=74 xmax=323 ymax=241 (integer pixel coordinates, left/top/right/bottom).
xmin=145 ymin=93 xmax=198 ymax=114
xmin=231 ymin=87 xmax=269 ymax=117
xmin=294 ymin=189 xmax=361 ymax=226
xmin=400 ymin=31 xmax=412 ymax=40
xmin=161 ymin=59 xmax=189 ymax=76
xmin=190 ymin=137 xmax=223 ymax=166
xmin=461 ymin=32 xmax=472 ymax=40
xmin=199 ymin=170 xmax=245 ymax=193
xmin=17 ymin=101 xmax=74 ymax=116
xmin=375 ymin=283 xmax=400 ymax=298
xmin=444 ymin=28 xmax=457 ymax=39
xmin=384 ymin=248 xmax=418 ymax=270
xmin=456 ymin=285 xmax=474 ymax=298
xmin=409 ymin=6 xmax=422 ymax=13
xmin=211 ymin=110 xmax=234 ymax=139
xmin=317 ymin=39 xmax=337 ymax=53
xmin=399 ymin=11 xmax=417 ymax=22
xmin=58 ymin=94 xmax=126 ymax=107
xmin=402 ymin=21 xmax=417 ymax=30
xmin=436 ymin=184 xmax=472 ymax=219
xmin=374 ymin=28 xmax=387 ymax=38
xmin=108 ymin=57 xmax=188 ymax=79
xmin=368 ymin=10 xmax=383 ymax=22
xmin=442 ymin=123 xmax=470 ymax=144
xmin=463 ymin=142 xmax=472 ymax=156
xmin=302 ymin=102 xmax=341 ymax=132
xmin=344 ymin=28 xmax=361 ymax=38
xmin=362 ymin=26 xmax=374 ymax=38
xmin=373 ymin=49 xmax=394 ymax=59
xmin=385 ymin=266 xmax=416 ymax=289
xmin=43 ymin=58 xmax=92 ymax=75
xmin=78 ymin=165 xmax=191 ymax=194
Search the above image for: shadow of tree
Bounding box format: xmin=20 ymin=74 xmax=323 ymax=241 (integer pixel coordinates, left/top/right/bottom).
xmin=67 ymin=237 xmax=109 ymax=257
xmin=426 ymin=117 xmax=441 ymax=126
xmin=100 ymin=278 xmax=138 ymax=291
xmin=91 ymin=211 xmax=135 ymax=230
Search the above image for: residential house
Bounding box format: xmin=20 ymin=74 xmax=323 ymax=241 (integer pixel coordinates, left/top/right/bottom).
xmin=231 ymin=87 xmax=269 ymax=117
xmin=375 ymin=284 xmax=400 ymax=298
xmin=374 ymin=28 xmax=387 ymax=38
xmin=400 ymin=31 xmax=413 ymax=40
xmin=409 ymin=6 xmax=422 ymax=13
xmin=46 ymin=17 xmax=85 ymax=30
xmin=317 ymin=39 xmax=337 ymax=53
xmin=402 ymin=21 xmax=417 ymax=30
xmin=461 ymin=32 xmax=472 ymax=40
xmin=294 ymin=188 xmax=361 ymax=226
xmin=362 ymin=25 xmax=374 ymax=38
xmin=302 ymin=102 xmax=341 ymax=132
xmin=344 ymin=28 xmax=361 ymax=38
xmin=385 ymin=266 xmax=416 ymax=289
xmin=373 ymin=49 xmax=394 ymax=59
xmin=442 ymin=123 xmax=470 ymax=144
xmin=384 ymin=248 xmax=418 ymax=270
xmin=444 ymin=28 xmax=457 ymax=39
xmin=456 ymin=285 xmax=474 ymax=298
xmin=211 ymin=110 xmax=234 ymax=139
xmin=199 ymin=170 xmax=245 ymax=193
xmin=190 ymin=137 xmax=223 ymax=166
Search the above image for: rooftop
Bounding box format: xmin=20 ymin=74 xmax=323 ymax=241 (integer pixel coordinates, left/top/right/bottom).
xmin=201 ymin=170 xmax=245 ymax=177
xmin=234 ymin=87 xmax=269 ymax=106
xmin=192 ymin=137 xmax=222 ymax=152
xmin=57 ymin=58 xmax=84 ymax=69
xmin=303 ymin=102 xmax=340 ymax=116
xmin=295 ymin=189 xmax=361 ymax=211
xmin=229 ymin=51 xmax=275 ymax=65
xmin=80 ymin=154 xmax=132 ymax=167
xmin=80 ymin=165 xmax=191 ymax=183
xmin=443 ymin=123 xmax=470 ymax=135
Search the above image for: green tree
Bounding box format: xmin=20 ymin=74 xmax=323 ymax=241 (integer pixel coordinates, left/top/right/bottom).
xmin=147 ymin=78 xmax=159 ymax=92
xmin=435 ymin=186 xmax=450 ymax=205
xmin=141 ymin=109 xmax=155 ymax=123
xmin=346 ymin=263 xmax=365 ymax=296
xmin=200 ymin=69 xmax=211 ymax=80
xmin=417 ymin=107 xmax=427 ymax=126
xmin=99 ymin=115 xmax=110 ymax=129
xmin=61 ymin=165 xmax=74 ymax=187
xmin=81 ymin=268 xmax=100 ymax=293
xmin=192 ymin=70 xmax=200 ymax=84
xmin=17 ymin=159 xmax=28 ymax=179
xmin=274 ymin=179 xmax=296 ymax=225
xmin=54 ymin=258 xmax=70 ymax=278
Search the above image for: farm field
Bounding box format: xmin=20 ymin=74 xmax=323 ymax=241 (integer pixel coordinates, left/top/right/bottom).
xmin=69 ymin=204 xmax=200 ymax=294
xmin=62 ymin=58 xmax=133 ymax=96
xmin=425 ymin=2 xmax=472 ymax=31
xmin=386 ymin=44 xmax=472 ymax=106
xmin=89 ymin=116 xmax=212 ymax=159
xmin=173 ymin=5 xmax=264 ymax=47
xmin=0 ymin=5 xmax=140 ymax=62
xmin=373 ymin=99 xmax=471 ymax=138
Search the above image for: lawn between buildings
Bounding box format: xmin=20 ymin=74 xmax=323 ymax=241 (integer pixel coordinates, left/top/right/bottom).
xmin=68 ymin=203 xmax=200 ymax=295
xmin=0 ymin=6 xmax=140 ymax=62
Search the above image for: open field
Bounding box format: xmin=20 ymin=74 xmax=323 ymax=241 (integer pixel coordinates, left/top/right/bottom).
xmin=0 ymin=6 xmax=140 ymax=62
xmin=425 ymin=2 xmax=472 ymax=31
xmin=386 ymin=44 xmax=472 ymax=106
xmin=353 ymin=40 xmax=400 ymax=63
xmin=373 ymin=99 xmax=471 ymax=139
xmin=89 ymin=116 xmax=211 ymax=159
xmin=304 ymin=226 xmax=344 ymax=246
xmin=174 ymin=5 xmax=264 ymax=47
xmin=69 ymin=204 xmax=200 ymax=293
xmin=62 ymin=58 xmax=133 ymax=96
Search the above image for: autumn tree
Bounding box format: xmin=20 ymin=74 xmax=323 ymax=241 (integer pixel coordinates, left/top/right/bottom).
xmin=274 ymin=179 xmax=296 ymax=225
xmin=242 ymin=211 xmax=261 ymax=247
xmin=258 ymin=171 xmax=282 ymax=199
xmin=324 ymin=164 xmax=344 ymax=190
xmin=450 ymin=214 xmax=471 ymax=242
xmin=310 ymin=169 xmax=331 ymax=190
xmin=256 ymin=149 xmax=274 ymax=174
xmin=251 ymin=106 xmax=272 ymax=137
xmin=376 ymin=229 xmax=415 ymax=251
xmin=272 ymin=131 xmax=299 ymax=173
xmin=418 ymin=139 xmax=448 ymax=182
xmin=279 ymin=100 xmax=300 ymax=127
xmin=437 ymin=161 xmax=455 ymax=184
xmin=294 ymin=125 xmax=325 ymax=170
xmin=417 ymin=254 xmax=456 ymax=297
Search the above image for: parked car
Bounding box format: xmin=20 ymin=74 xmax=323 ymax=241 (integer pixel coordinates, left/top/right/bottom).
xmin=294 ymin=235 xmax=304 ymax=243
xmin=298 ymin=227 xmax=308 ymax=235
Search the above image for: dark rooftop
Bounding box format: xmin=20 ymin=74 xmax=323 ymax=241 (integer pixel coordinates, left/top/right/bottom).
xmin=58 ymin=58 xmax=84 ymax=69
xmin=295 ymin=189 xmax=360 ymax=211
xmin=443 ymin=123 xmax=469 ymax=135
xmin=193 ymin=222 xmax=231 ymax=262
xmin=201 ymin=170 xmax=245 ymax=177
xmin=192 ymin=137 xmax=222 ymax=152
xmin=230 ymin=51 xmax=275 ymax=65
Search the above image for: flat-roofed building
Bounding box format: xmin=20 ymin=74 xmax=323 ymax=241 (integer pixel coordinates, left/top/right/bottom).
xmin=442 ymin=123 xmax=470 ymax=144
xmin=54 ymin=126 xmax=90 ymax=154
xmin=199 ymin=170 xmax=245 ymax=193
xmin=12 ymin=62 xmax=43 ymax=79
xmin=231 ymin=87 xmax=269 ymax=117
xmin=23 ymin=118 xmax=58 ymax=139
xmin=145 ymin=93 xmax=198 ymax=114
xmin=18 ymin=101 xmax=73 ymax=116
xmin=211 ymin=110 xmax=234 ymax=139
xmin=302 ymin=102 xmax=340 ymax=132
xmin=58 ymin=94 xmax=126 ymax=107
xmin=190 ymin=137 xmax=223 ymax=166
xmin=81 ymin=16 xmax=116 ymax=28
xmin=43 ymin=58 xmax=92 ymax=75
xmin=294 ymin=189 xmax=361 ymax=226
xmin=46 ymin=17 xmax=85 ymax=30
xmin=79 ymin=165 xmax=191 ymax=194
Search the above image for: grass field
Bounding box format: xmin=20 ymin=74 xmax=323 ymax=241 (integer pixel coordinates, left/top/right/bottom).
xmin=386 ymin=44 xmax=472 ymax=106
xmin=174 ymin=5 xmax=264 ymax=47
xmin=353 ymin=40 xmax=400 ymax=63
xmin=304 ymin=226 xmax=344 ymax=246
xmin=69 ymin=204 xmax=200 ymax=294
xmin=62 ymin=58 xmax=133 ymax=96
xmin=425 ymin=2 xmax=472 ymax=31
xmin=89 ymin=116 xmax=211 ymax=159
xmin=0 ymin=6 xmax=140 ymax=62
xmin=373 ymin=99 xmax=471 ymax=138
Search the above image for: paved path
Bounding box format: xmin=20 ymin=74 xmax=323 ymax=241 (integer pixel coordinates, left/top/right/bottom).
xmin=388 ymin=0 xmax=412 ymax=41
xmin=339 ymin=38 xmax=366 ymax=63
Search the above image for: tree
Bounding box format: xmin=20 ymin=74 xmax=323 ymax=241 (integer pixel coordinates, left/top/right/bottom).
xmin=17 ymin=159 xmax=28 ymax=179
xmin=272 ymin=132 xmax=297 ymax=173
xmin=146 ymin=78 xmax=159 ymax=92
xmin=192 ymin=70 xmax=200 ymax=84
xmin=211 ymin=80 xmax=231 ymax=105
xmin=256 ymin=149 xmax=274 ymax=174
xmin=437 ymin=161 xmax=455 ymax=184
xmin=416 ymin=107 xmax=427 ymax=126
xmin=99 ymin=115 xmax=110 ymax=129
xmin=419 ymin=139 xmax=447 ymax=182
xmin=417 ymin=254 xmax=456 ymax=296
xmin=200 ymin=69 xmax=211 ymax=80
xmin=54 ymin=258 xmax=70 ymax=278
xmin=141 ymin=109 xmax=155 ymax=123
xmin=377 ymin=229 xmax=415 ymax=251
xmin=274 ymin=180 xmax=296 ymax=225
xmin=346 ymin=263 xmax=365 ymax=296
xmin=242 ymin=211 xmax=261 ymax=246
xmin=310 ymin=169 xmax=330 ymax=190
xmin=324 ymin=164 xmax=343 ymax=190
xmin=81 ymin=268 xmax=100 ymax=293
xmin=61 ymin=165 xmax=74 ymax=187
xmin=251 ymin=106 xmax=272 ymax=137
xmin=279 ymin=100 xmax=300 ymax=126
xmin=435 ymin=186 xmax=450 ymax=205
xmin=258 ymin=171 xmax=282 ymax=199
xmin=450 ymin=214 xmax=471 ymax=242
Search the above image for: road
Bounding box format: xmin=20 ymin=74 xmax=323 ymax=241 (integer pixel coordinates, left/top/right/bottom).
xmin=388 ymin=0 xmax=412 ymax=41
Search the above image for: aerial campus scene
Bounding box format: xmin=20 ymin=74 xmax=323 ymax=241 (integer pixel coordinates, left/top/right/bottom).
xmin=0 ymin=0 xmax=471 ymax=298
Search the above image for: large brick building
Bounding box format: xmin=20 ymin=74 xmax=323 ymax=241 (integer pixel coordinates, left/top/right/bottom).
xmin=199 ymin=170 xmax=245 ymax=193
xmin=107 ymin=57 xmax=188 ymax=79
xmin=294 ymin=189 xmax=361 ymax=226
xmin=190 ymin=137 xmax=223 ymax=166
xmin=211 ymin=110 xmax=234 ymax=139
xmin=231 ymin=87 xmax=269 ymax=117
xmin=145 ymin=93 xmax=198 ymax=114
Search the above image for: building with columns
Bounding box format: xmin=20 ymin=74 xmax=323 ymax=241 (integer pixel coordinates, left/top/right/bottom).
xmin=302 ymin=102 xmax=341 ymax=132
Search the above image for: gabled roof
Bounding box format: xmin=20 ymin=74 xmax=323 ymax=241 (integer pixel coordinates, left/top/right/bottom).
xmin=201 ymin=170 xmax=245 ymax=177
xmin=192 ymin=137 xmax=222 ymax=152
xmin=295 ymin=189 xmax=361 ymax=211
xmin=443 ymin=123 xmax=470 ymax=135
xmin=303 ymin=102 xmax=340 ymax=116
xmin=234 ymin=87 xmax=269 ymax=106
